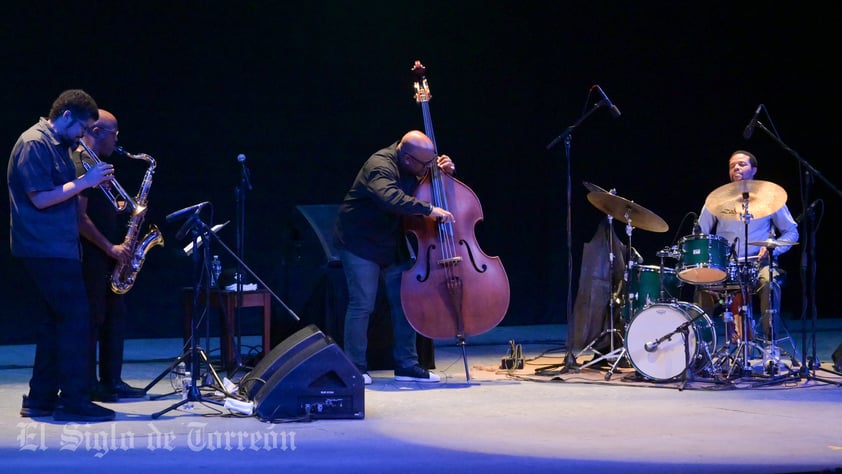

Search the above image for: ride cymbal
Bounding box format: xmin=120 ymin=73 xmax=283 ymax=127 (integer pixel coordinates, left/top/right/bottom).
xmin=748 ymin=238 xmax=799 ymax=249
xmin=586 ymin=192 xmax=669 ymax=233
xmin=583 ymin=181 xmax=609 ymax=194
xmin=704 ymin=180 xmax=787 ymax=220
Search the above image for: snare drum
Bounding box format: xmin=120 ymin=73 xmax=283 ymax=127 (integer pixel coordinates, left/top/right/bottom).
xmin=625 ymin=302 xmax=715 ymax=381
xmin=676 ymin=234 xmax=729 ymax=285
xmin=700 ymin=257 xmax=760 ymax=291
xmin=628 ymin=264 xmax=681 ymax=314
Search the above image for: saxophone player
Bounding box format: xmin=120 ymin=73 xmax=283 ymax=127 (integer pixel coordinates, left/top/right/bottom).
xmin=74 ymin=109 xmax=147 ymax=401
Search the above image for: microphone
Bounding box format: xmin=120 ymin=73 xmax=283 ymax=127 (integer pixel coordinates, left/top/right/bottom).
xmin=742 ymin=104 xmax=763 ymax=140
xmin=594 ymin=85 xmax=621 ymax=118
xmin=692 ymin=218 xmax=702 ymax=235
xmin=796 ymin=200 xmax=820 ymax=224
xmin=237 ymin=153 xmax=253 ymax=190
xmin=631 ymin=246 xmax=644 ymax=265
xmin=730 ymin=237 xmax=739 ymax=259
xmin=166 ymin=201 xmax=209 ymax=223
xmin=644 ymin=341 xmax=658 ymax=352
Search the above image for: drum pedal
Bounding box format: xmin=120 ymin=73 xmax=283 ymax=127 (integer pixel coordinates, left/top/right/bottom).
xmin=500 ymin=340 xmax=524 ymax=370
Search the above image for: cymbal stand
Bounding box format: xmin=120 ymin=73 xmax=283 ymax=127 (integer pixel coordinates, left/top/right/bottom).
xmin=713 ymin=194 xmax=766 ymax=379
xmin=575 ymin=209 xmax=633 ymax=380
xmin=756 ymin=247 xmax=801 ymax=376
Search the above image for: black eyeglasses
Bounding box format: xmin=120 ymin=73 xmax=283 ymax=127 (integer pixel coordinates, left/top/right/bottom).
xmin=406 ymin=152 xmax=435 ymax=168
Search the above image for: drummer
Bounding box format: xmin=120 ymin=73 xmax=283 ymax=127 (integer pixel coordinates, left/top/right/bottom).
xmin=696 ymin=150 xmax=798 ymax=341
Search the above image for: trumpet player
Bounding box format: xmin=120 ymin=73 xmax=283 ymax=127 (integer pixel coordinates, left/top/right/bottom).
xmin=8 ymin=89 xmax=115 ymax=422
xmin=74 ymin=109 xmax=147 ymax=402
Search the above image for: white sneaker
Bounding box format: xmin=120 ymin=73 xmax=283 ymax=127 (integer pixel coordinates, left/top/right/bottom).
xmin=362 ymin=373 xmax=372 ymax=385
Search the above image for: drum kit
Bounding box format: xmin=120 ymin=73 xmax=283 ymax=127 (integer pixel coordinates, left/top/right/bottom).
xmin=580 ymin=180 xmax=799 ymax=384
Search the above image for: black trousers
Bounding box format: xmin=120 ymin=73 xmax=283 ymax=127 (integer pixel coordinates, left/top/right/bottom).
xmin=21 ymin=257 xmax=90 ymax=405
xmin=82 ymin=253 xmax=127 ymax=387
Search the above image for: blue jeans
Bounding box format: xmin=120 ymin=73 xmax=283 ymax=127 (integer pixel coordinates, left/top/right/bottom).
xmin=339 ymin=250 xmax=419 ymax=372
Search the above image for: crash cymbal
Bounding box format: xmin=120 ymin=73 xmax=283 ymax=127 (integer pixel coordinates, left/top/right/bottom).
xmin=704 ymin=180 xmax=787 ymax=220
xmin=748 ymin=238 xmax=799 ymax=249
xmin=587 ymin=192 xmax=669 ymax=233
xmin=583 ymin=181 xmax=609 ymax=194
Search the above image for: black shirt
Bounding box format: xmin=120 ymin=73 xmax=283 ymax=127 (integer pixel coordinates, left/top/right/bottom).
xmin=333 ymin=140 xmax=433 ymax=266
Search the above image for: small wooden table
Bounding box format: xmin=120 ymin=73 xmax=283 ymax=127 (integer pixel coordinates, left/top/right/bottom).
xmin=183 ymin=287 xmax=271 ymax=373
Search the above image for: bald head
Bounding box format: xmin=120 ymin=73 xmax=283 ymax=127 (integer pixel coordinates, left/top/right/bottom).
xmin=399 ymin=130 xmax=435 ymax=159
xmin=84 ymin=108 xmax=120 ymax=157
xmin=94 ymin=109 xmax=118 ymax=130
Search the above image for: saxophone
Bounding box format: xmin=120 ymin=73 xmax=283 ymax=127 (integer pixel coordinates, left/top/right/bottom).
xmin=110 ymin=146 xmax=165 ymax=294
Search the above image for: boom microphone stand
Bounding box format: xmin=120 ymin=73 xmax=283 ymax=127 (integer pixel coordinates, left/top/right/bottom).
xmin=543 ymin=86 xmax=620 ymax=374
xmin=151 ymin=212 xmax=226 ymax=418
xmin=747 ymin=109 xmax=842 ymax=384
xmin=185 ymin=212 xmax=301 ymax=330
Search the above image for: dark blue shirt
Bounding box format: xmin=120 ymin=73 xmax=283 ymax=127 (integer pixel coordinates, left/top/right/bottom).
xmin=7 ymin=118 xmax=82 ymax=259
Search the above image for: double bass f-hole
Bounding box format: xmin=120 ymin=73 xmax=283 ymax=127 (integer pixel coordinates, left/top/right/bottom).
xmin=413 ymin=239 xmax=488 ymax=283
xmin=400 ymin=60 xmax=510 ymax=346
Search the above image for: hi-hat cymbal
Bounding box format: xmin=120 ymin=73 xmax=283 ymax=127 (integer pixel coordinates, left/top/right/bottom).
xmin=748 ymin=238 xmax=799 ymax=249
xmin=704 ymin=180 xmax=787 ymax=220
xmin=583 ymin=181 xmax=609 ymax=193
xmin=587 ymin=192 xmax=669 ymax=233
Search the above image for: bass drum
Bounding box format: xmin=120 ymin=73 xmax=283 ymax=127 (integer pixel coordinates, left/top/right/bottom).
xmin=625 ymin=302 xmax=715 ymax=381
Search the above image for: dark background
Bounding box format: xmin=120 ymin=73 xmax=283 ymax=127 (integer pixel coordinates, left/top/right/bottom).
xmin=2 ymin=2 xmax=839 ymax=345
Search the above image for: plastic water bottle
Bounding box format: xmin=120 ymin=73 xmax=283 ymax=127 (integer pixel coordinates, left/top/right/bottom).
xmin=211 ymin=255 xmax=222 ymax=288
xmin=182 ymin=370 xmax=194 ymax=410
xmin=175 ymin=361 xmax=186 ymax=393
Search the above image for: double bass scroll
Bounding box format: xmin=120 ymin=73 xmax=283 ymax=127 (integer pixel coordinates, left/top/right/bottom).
xmin=400 ymin=60 xmax=510 ymax=341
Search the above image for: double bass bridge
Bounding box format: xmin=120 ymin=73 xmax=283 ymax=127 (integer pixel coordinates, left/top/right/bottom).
xmin=437 ymin=256 xmax=462 ymax=266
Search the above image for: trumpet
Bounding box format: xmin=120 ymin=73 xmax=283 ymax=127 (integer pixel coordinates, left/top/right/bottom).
xmin=77 ymin=139 xmax=137 ymax=213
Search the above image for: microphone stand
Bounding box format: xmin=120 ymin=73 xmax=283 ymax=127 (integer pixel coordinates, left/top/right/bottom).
xmin=151 ymin=216 xmax=227 ymax=418
xmin=751 ymin=121 xmax=841 ymax=384
xmin=542 ymin=99 xmax=610 ymax=375
xmin=230 ymin=158 xmax=253 ymax=377
xmin=642 ymin=310 xmax=707 ymax=390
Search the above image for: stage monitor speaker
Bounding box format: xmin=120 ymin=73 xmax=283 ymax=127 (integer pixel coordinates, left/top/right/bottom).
xmin=239 ymin=324 xmax=326 ymax=400
xmin=252 ymin=336 xmax=364 ymax=421
xmin=292 ymin=204 xmax=341 ymax=266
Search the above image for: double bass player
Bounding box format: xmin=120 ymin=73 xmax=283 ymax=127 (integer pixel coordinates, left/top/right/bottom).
xmin=333 ymin=130 xmax=455 ymax=385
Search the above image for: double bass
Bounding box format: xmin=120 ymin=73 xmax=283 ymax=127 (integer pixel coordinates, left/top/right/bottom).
xmin=400 ymin=61 xmax=510 ymax=376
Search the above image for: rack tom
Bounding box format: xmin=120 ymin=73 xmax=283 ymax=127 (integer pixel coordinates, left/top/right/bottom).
xmin=676 ymin=234 xmax=729 ymax=285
